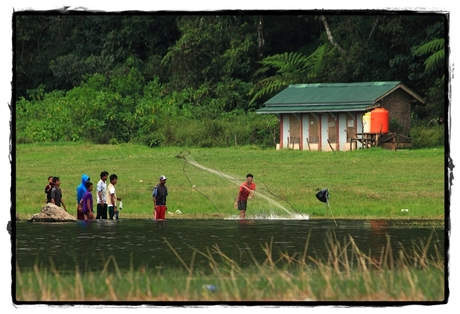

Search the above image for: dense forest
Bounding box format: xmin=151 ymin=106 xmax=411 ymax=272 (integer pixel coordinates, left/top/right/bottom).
xmin=14 ymin=11 xmax=447 ymax=147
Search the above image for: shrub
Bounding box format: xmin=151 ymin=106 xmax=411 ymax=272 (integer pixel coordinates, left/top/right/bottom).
xmin=152 ymin=113 xmax=279 ymax=148
xmin=409 ymin=124 xmax=445 ymax=148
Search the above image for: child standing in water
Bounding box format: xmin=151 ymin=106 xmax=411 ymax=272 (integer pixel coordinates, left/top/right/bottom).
xmin=76 ymin=174 xmax=90 ymax=220
xmin=81 ymin=181 xmax=95 ymax=220
xmin=96 ymin=171 xmax=109 ymax=219
xmin=106 ymin=174 xmax=122 ymax=220
xmin=51 ymin=176 xmax=67 ymax=211
xmin=45 ymin=176 xmax=54 ymax=204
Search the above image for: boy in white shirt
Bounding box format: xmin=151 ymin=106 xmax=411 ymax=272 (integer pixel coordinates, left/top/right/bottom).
xmin=96 ymin=171 xmax=109 ymax=219
xmin=106 ymin=174 xmax=122 ymax=220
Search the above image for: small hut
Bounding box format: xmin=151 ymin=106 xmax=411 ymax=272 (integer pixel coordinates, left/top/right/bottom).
xmin=256 ymin=81 xmax=425 ymax=151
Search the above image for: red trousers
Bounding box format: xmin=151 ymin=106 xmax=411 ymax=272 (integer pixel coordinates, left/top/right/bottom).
xmin=155 ymin=205 xmax=167 ymax=220
xmin=77 ymin=206 xmax=84 ymax=220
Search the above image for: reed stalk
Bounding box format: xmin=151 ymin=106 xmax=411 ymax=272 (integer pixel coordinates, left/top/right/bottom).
xmin=15 ymin=232 xmax=444 ymax=302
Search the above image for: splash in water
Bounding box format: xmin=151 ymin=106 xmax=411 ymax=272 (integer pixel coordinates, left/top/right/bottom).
xmin=180 ymin=153 xmax=308 ymax=220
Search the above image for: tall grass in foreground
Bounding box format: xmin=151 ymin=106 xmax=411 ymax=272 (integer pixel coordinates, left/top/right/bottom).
xmin=15 ymin=231 xmax=445 ymax=302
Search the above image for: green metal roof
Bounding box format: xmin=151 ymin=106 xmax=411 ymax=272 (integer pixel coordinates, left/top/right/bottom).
xmin=256 ymin=103 xmax=373 ymax=114
xmin=257 ymin=81 xmax=424 ymax=114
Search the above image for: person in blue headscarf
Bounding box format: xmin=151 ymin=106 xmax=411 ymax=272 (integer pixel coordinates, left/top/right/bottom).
xmin=76 ymin=174 xmax=90 ymax=220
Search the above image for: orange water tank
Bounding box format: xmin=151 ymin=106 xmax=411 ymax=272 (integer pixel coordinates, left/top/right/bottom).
xmin=370 ymin=108 xmax=389 ymax=133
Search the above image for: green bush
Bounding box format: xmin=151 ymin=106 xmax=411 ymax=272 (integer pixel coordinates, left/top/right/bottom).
xmin=16 ymin=91 xmax=73 ymax=142
xmin=152 ymin=113 xmax=279 ymax=148
xmin=409 ymin=124 xmax=445 ymax=148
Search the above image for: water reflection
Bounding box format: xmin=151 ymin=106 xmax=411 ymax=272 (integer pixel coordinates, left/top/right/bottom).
xmin=15 ymin=219 xmax=444 ymax=273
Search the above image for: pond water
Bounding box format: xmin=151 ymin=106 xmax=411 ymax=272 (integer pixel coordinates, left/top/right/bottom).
xmin=14 ymin=219 xmax=445 ymax=274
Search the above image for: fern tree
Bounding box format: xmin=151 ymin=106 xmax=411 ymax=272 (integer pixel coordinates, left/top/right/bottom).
xmin=249 ymin=44 xmax=329 ymax=104
xmin=413 ymin=38 xmax=446 ymax=121
xmin=414 ymin=38 xmax=445 ymax=78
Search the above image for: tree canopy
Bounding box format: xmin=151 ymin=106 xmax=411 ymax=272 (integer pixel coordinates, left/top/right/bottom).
xmin=14 ymin=11 xmax=448 ymax=146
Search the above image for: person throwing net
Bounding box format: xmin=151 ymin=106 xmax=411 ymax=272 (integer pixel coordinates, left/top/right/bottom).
xmin=234 ymin=174 xmax=256 ymax=219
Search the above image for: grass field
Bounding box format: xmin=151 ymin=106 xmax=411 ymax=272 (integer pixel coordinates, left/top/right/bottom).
xmin=14 ymin=142 xmax=446 ymax=220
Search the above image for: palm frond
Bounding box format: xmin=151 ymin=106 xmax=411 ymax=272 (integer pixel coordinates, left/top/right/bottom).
xmin=424 ymin=49 xmax=445 ymax=73
xmin=250 ymin=45 xmax=330 ymax=104
xmin=249 ymin=75 xmax=290 ymax=104
xmin=414 ymin=38 xmax=445 ymax=56
xmin=414 ymin=38 xmax=445 ymax=73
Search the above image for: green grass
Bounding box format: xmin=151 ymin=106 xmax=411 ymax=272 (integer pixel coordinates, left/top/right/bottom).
xmin=16 ymin=266 xmax=445 ymax=302
xmin=14 ymin=143 xmax=446 ymax=303
xmin=15 ymin=142 xmax=445 ymax=220
xmin=15 ymin=231 xmax=445 ymax=302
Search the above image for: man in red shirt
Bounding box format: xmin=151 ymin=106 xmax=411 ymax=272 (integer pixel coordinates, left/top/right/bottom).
xmin=234 ymin=174 xmax=256 ymax=219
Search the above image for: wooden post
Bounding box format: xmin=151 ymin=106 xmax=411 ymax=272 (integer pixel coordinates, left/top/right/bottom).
xmin=377 ymin=124 xmax=383 ymax=147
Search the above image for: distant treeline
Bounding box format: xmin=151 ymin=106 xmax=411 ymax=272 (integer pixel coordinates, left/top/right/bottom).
xmin=15 ymin=13 xmax=447 ymax=146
